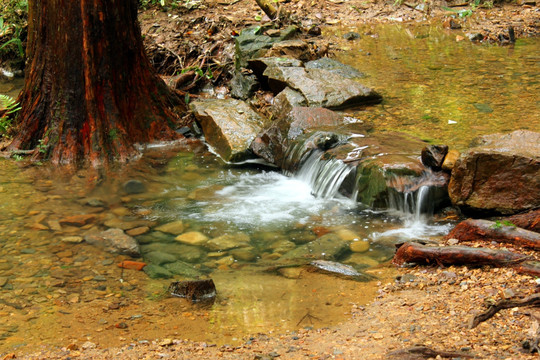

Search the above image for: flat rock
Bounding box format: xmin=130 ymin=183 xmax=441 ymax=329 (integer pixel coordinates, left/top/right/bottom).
xmin=59 ymin=214 xmax=96 ymax=227
xmin=263 ymin=65 xmax=381 ymax=109
xmin=206 ymin=233 xmax=251 ymax=251
xmin=143 ymin=264 xmax=173 ymax=279
xmin=305 ymin=57 xmax=364 ymax=79
xmin=144 ymin=251 xmax=178 ymax=265
xmin=449 ymin=130 xmax=540 ymax=214
xmin=175 ymin=231 xmax=209 ymax=246
xmin=281 ymin=233 xmax=349 ymax=261
xmin=84 ymin=228 xmax=140 ymax=257
xmin=163 ymin=261 xmax=202 ymax=278
xmin=154 ymin=220 xmax=185 ymax=235
xmin=190 ymin=98 xmax=266 ymax=162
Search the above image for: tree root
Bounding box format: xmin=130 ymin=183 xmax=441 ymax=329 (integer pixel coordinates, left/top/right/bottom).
xmin=469 ymin=293 xmax=540 ymax=329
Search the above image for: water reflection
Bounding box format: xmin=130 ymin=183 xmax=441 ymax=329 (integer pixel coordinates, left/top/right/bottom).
xmin=332 ymin=24 xmax=540 ymax=149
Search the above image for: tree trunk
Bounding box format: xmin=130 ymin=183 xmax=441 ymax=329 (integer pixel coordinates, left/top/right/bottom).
xmin=8 ymin=0 xmax=181 ymax=166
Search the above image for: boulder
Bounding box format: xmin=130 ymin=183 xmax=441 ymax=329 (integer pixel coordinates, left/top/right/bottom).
xmin=250 ymin=107 xmax=348 ymax=166
xmin=84 ymin=228 xmax=140 ymax=257
xmin=190 ymin=99 xmax=266 ymax=162
xmin=448 ymin=130 xmax=540 ymax=214
xmin=263 ymin=65 xmax=381 ymax=109
xmin=234 ymin=26 xmax=298 ymax=69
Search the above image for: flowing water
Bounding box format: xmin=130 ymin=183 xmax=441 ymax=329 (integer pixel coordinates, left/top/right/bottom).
xmin=0 ymin=25 xmax=539 ymax=354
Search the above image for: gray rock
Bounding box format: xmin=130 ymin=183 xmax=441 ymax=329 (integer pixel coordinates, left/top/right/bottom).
xmin=122 ymin=180 xmax=146 ymax=194
xmin=190 ymin=99 xmax=267 ymax=162
xmin=305 ymin=57 xmax=364 ymax=79
xmin=230 ymin=71 xmax=259 ymax=100
xmin=235 ymin=26 xmax=298 ymax=69
xmin=84 ymin=228 xmax=140 ymax=257
xmin=263 ymin=65 xmax=381 ymax=109
xmin=142 ymin=242 xmax=204 ymax=263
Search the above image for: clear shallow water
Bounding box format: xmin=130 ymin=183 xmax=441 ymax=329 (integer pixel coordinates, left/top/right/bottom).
xmin=0 ymin=24 xmax=539 ymax=354
xmin=332 ymin=24 xmax=540 ymax=149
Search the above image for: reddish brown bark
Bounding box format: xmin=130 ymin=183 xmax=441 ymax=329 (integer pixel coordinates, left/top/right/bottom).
xmin=8 ymin=0 xmax=181 ymax=166
xmin=393 ymin=242 xmax=528 ymax=267
xmin=446 ymin=219 xmax=540 ymax=250
xmin=506 ymin=210 xmax=540 ymax=233
xmin=515 ymin=261 xmax=540 ymax=277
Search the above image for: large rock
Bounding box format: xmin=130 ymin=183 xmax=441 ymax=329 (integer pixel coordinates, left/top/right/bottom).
xmin=263 ymin=65 xmax=381 ymax=109
xmin=250 ymin=107 xmax=349 ymax=166
xmin=448 ymin=130 xmax=540 ymax=214
xmin=190 ymin=99 xmax=266 ymax=162
xmin=235 ymin=26 xmax=297 ymax=69
xmin=323 ymin=131 xmax=449 ymax=209
xmin=84 ymin=228 xmax=140 ymax=257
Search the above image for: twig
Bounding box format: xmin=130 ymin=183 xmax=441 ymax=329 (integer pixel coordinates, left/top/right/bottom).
xmin=470 ymin=294 xmax=540 ymax=329
xmin=297 ymin=311 xmax=322 ymax=326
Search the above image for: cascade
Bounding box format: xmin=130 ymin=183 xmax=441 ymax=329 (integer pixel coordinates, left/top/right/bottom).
xmin=295 ymin=151 xmax=354 ymax=199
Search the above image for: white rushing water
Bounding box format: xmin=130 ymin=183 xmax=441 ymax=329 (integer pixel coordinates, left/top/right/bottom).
xmin=188 ymin=170 xmax=355 ymax=228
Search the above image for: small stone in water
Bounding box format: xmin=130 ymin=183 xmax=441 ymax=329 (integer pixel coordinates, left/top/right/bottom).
xmin=122 ymin=180 xmax=147 ymax=194
xmin=350 ymin=240 xmax=369 ymax=253
xmin=61 ymin=236 xmax=84 ymax=243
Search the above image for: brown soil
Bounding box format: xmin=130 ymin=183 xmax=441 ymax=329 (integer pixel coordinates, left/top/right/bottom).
xmin=3 ymin=1 xmax=540 ymax=359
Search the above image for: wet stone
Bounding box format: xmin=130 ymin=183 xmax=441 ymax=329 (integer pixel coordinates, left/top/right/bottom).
xmin=126 ymin=226 xmax=150 ymax=236
xmin=205 ymin=233 xmax=250 ymax=251
xmin=143 ymin=264 xmax=173 ymax=279
xmin=143 ymin=251 xmax=178 ymax=266
xmin=349 ymin=240 xmax=370 ymax=253
xmin=229 ymin=247 xmax=257 ymax=262
xmin=122 ymin=180 xmax=147 ymax=194
xmin=61 ymin=236 xmax=84 ymax=243
xmin=0 ymin=277 xmax=8 ymax=287
xmin=84 ymin=228 xmax=141 ymax=257
xmin=59 ymin=214 xmax=97 ymax=227
xmin=163 ymin=261 xmax=202 ymax=278
xmin=175 ymin=231 xmax=209 ymax=246
xmin=154 ymin=220 xmax=185 ymax=235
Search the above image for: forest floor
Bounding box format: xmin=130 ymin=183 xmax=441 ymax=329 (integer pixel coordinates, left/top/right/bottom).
xmin=3 ymin=1 xmax=540 ymax=359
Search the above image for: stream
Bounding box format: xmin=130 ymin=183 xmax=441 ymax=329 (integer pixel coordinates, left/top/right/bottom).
xmin=0 ymin=24 xmax=538 ymax=354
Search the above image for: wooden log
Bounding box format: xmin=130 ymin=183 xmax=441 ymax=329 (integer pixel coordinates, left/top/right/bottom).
xmin=446 ymin=219 xmax=540 ymax=250
xmin=470 ymin=293 xmax=540 ymax=329
xmin=506 ymin=209 xmax=540 ymax=233
xmin=393 ymin=242 xmax=529 ymax=267
xmin=515 ymin=261 xmax=540 ymax=277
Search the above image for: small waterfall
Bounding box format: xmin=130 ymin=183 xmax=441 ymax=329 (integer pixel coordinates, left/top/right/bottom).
xmin=295 ymin=151 xmax=354 ymax=199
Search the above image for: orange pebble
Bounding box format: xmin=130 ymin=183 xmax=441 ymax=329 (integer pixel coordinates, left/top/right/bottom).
xmin=117 ymin=261 xmax=147 ymax=271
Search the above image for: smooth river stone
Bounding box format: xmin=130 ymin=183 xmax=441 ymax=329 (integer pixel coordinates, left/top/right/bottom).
xmin=349 ymin=239 xmax=370 ymax=253
xmin=175 ymin=231 xmax=209 ymax=246
xmin=155 ymin=220 xmax=184 ymax=235
xmin=335 ymin=228 xmax=361 ymax=241
xmin=205 ymin=233 xmax=250 ymax=251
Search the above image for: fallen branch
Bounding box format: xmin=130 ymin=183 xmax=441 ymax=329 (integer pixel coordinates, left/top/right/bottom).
xmin=515 ymin=261 xmax=540 ymax=277
xmin=393 ymin=242 xmax=529 ymax=267
xmin=446 ymin=219 xmax=540 ymax=250
xmin=387 ymin=345 xmax=476 ymax=359
xmin=470 ymin=294 xmax=540 ymax=329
